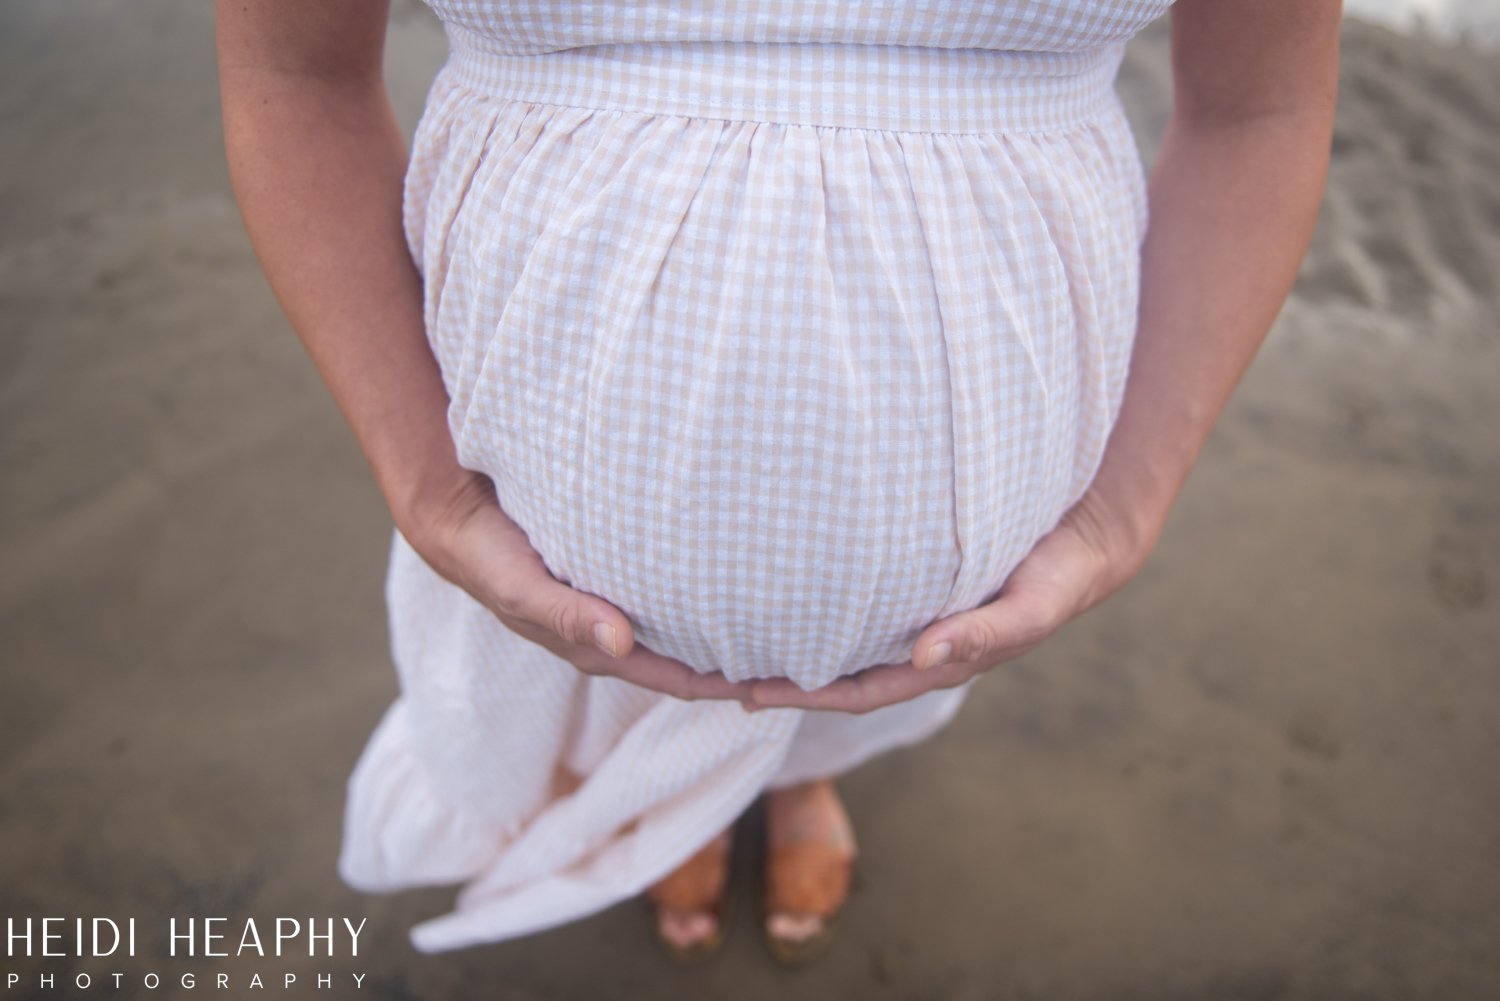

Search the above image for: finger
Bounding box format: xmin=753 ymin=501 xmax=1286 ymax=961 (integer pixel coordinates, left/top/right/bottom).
xmin=606 ymin=648 xmax=757 ymax=702
xmin=462 ymin=508 xmax=638 ymax=658
xmin=747 ymin=659 xmax=905 ymax=712
xmin=750 ymin=660 xmax=980 ymax=713
xmin=533 ymin=577 xmax=637 ymax=659
xmin=749 ymin=676 xmax=873 ymax=713
xmin=908 ymin=518 xmax=1120 ymax=672
xmin=910 ymin=590 xmax=1058 ymax=673
xmin=500 ymin=611 xmax=756 ymax=701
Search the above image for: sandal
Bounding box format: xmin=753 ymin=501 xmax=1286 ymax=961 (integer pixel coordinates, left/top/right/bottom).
xmin=762 ymin=784 xmax=859 ymax=967
xmin=643 ymin=827 xmax=734 ymax=966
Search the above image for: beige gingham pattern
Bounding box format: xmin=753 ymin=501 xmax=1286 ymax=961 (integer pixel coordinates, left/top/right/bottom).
xmin=340 ymin=0 xmax=1169 ymax=952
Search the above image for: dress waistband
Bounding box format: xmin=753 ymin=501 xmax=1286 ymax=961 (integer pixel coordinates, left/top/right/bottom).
xmin=443 ymin=25 xmax=1127 ymax=134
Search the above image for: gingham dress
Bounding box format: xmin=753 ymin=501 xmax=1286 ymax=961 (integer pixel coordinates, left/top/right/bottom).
xmin=339 ymin=0 xmax=1171 ymax=952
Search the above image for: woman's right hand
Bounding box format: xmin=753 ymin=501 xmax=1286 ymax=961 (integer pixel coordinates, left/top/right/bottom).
xmin=404 ymin=469 xmax=759 ymax=703
xmin=218 ymin=3 xmax=756 ymax=706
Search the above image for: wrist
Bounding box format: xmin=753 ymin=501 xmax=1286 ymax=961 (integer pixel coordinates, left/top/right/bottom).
xmin=1073 ymin=448 xmax=1187 ymax=589
xmin=386 ymin=461 xmax=492 ymax=548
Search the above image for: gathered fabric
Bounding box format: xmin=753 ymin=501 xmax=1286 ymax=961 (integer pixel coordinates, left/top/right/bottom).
xmin=339 ymin=0 xmax=1168 ymax=953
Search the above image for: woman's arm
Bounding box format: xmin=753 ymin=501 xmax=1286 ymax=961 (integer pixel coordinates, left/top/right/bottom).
xmin=217 ymin=0 xmax=756 ymax=701
xmin=1073 ymin=0 xmax=1343 ymax=578
xmin=745 ymin=0 xmax=1342 ymax=712
xmin=218 ymin=1 xmax=455 ymax=545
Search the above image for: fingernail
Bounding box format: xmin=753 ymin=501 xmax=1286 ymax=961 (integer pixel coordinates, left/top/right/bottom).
xmin=592 ymin=622 xmax=618 ymax=657
xmin=921 ymin=640 xmax=952 ymax=671
xmin=739 ymin=701 xmax=761 ymax=714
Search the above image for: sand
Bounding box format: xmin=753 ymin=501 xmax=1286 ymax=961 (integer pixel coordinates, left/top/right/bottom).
xmin=1 ymin=4 xmax=1498 ymax=998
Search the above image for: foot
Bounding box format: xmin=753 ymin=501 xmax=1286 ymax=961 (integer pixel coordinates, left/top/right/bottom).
xmin=763 ymin=778 xmax=858 ymax=956
xmin=645 ymin=827 xmax=733 ymax=956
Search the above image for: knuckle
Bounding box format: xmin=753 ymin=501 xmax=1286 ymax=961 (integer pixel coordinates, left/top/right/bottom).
xmin=964 ymin=617 xmax=1004 ymax=659
xmin=543 ymin=594 xmax=585 ymax=644
xmin=485 ymin=578 xmax=525 ymax=620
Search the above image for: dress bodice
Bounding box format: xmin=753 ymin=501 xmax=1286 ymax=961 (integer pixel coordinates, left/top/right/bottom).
xmin=419 ymin=0 xmax=1176 ymax=56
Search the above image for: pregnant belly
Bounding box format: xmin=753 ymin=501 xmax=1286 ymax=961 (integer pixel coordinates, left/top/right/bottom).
xmin=415 ymin=106 xmax=1137 ymax=691
xmin=441 ymin=249 xmax=1078 ymax=691
xmin=455 ymin=309 xmax=971 ymax=692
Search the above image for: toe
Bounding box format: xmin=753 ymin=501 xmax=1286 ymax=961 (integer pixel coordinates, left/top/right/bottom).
xmin=660 ymin=910 xmax=718 ymax=949
xmin=766 ymin=911 xmax=824 ymax=943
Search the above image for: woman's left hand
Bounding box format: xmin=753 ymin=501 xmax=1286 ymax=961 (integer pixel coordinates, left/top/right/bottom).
xmin=742 ymin=0 xmax=1343 ymax=716
xmin=743 ymin=488 xmax=1156 ymax=714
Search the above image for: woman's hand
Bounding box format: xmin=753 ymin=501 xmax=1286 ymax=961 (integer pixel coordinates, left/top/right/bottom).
xmin=745 ymin=0 xmax=1340 ymax=714
xmin=218 ymin=0 xmax=754 ymax=705
xmin=744 ymin=487 xmax=1153 ymax=714
xmin=406 ymin=469 xmax=759 ymax=703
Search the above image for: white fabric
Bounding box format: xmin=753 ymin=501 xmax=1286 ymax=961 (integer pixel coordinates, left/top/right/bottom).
xmin=339 ymin=0 xmax=1168 ymax=953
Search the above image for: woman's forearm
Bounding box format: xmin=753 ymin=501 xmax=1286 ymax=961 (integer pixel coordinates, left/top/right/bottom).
xmin=1084 ymin=101 xmax=1336 ymax=574
xmin=219 ymin=51 xmax=467 ymax=538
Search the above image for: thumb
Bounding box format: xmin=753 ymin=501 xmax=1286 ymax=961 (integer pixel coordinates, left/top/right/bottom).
xmin=521 ymin=573 xmax=637 ymax=658
xmin=913 ymin=523 xmax=1107 ymax=670
xmin=911 ymin=590 xmax=1052 ymax=671
xmin=458 ymin=502 xmax=638 ymax=659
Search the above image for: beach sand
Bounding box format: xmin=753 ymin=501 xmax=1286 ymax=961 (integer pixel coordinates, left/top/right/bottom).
xmin=1 ymin=4 xmax=1497 ymax=998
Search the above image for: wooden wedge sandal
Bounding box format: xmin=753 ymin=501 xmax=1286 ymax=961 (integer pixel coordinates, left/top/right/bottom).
xmin=643 ymin=827 xmax=734 ymax=966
